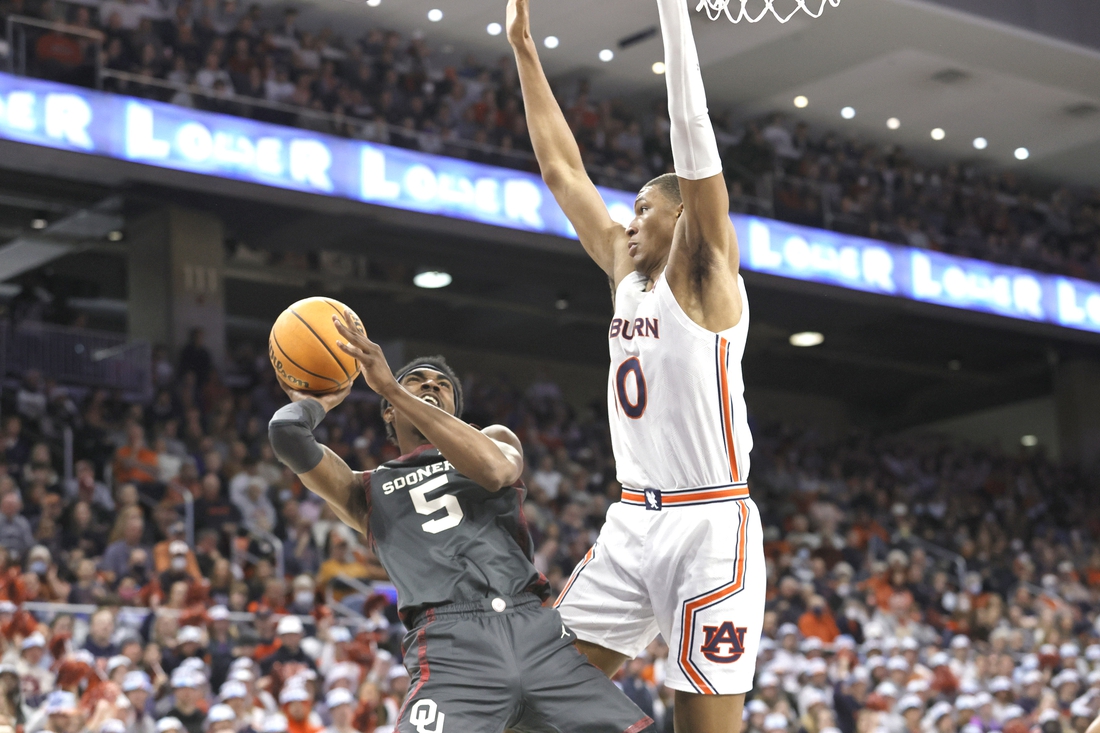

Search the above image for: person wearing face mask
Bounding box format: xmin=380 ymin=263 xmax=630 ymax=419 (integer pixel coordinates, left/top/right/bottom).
xmin=153 ymin=524 xmax=203 ymax=582
xmin=799 ymin=595 xmax=841 ymax=645
xmin=287 ymin=577 xmax=316 ymax=616
xmin=158 ymin=542 xmax=197 ymax=592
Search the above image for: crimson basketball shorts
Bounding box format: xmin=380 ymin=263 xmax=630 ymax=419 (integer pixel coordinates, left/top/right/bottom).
xmin=555 ymin=488 xmax=765 ymax=695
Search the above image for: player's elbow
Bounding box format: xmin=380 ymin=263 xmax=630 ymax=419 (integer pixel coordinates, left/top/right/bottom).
xmin=481 ymin=461 xmax=520 ymax=493
xmin=540 ymin=163 xmax=576 ymax=190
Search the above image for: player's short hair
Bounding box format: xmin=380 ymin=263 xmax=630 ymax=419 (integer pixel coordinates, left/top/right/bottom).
xmin=381 ymin=355 xmax=464 ymax=444
xmin=641 ymin=173 xmax=682 ymax=207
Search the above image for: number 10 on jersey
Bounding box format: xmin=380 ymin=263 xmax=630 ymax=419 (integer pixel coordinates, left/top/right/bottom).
xmin=615 ymin=357 xmax=647 ymax=419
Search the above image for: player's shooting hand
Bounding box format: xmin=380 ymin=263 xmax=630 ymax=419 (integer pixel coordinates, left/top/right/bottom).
xmin=281 ymin=382 xmax=352 ymax=414
xmin=333 ymin=310 xmax=399 ymax=398
xmin=506 ymin=0 xmax=530 ymax=47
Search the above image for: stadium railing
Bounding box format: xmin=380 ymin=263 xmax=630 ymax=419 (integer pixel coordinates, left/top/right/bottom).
xmin=4 ymin=14 xmax=102 ymax=88
xmin=2 ymin=321 xmax=152 ymax=398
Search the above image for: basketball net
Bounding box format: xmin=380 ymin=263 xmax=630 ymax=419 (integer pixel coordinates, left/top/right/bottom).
xmin=696 ymin=0 xmax=840 ymax=23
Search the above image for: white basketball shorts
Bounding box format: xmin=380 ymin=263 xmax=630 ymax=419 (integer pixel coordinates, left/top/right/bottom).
xmin=555 ymin=484 xmax=765 ymax=695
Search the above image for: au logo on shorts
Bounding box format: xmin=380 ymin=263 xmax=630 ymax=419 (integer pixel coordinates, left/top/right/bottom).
xmin=644 ymin=489 xmax=662 ymax=511
xmin=700 ymin=622 xmax=748 ymax=663
xmin=410 ymin=699 xmax=445 ymax=733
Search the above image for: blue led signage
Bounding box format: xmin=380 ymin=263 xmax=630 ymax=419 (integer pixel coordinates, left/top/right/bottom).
xmin=2 ymin=72 xmax=1099 ymax=334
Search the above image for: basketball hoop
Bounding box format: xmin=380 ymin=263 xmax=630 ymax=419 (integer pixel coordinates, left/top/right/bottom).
xmin=696 ymin=0 xmax=841 ymax=23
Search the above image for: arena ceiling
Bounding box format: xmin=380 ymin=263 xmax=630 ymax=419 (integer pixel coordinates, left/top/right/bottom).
xmin=281 ymin=0 xmax=1100 ymax=185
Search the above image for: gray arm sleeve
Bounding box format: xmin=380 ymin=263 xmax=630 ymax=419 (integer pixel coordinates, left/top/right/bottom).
xmin=268 ymin=399 xmax=327 ymax=475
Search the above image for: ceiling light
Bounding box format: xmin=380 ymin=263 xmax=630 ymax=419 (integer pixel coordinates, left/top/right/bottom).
xmin=365 ymin=0 xmax=380 ymax=5
xmin=1021 ymin=435 xmax=1039 ymax=447
xmin=1015 ymin=147 xmax=1030 ymax=160
xmin=543 ymin=36 xmax=559 ymax=49
xmin=555 ymin=298 xmax=569 ymax=310
xmin=973 ymin=137 xmax=988 ymax=150
xmin=652 ymin=61 xmax=666 ymax=75
xmin=886 ymin=117 xmax=900 ymax=130
xmin=427 ymin=8 xmax=443 ymax=21
xmin=599 ymin=49 xmax=614 ymax=62
xmin=793 ymin=95 xmax=808 ymax=109
xmin=947 ymin=359 xmax=961 ymax=371
xmin=413 ymin=270 xmax=452 ymax=289
xmin=841 ymin=107 xmax=855 ymax=120
xmin=931 ymin=128 xmax=946 ymax=141
xmin=486 ymin=22 xmax=502 ymax=36
xmin=789 ymin=331 xmax=824 ymax=348
xmin=107 ymin=230 xmax=124 ymax=242
xmin=30 ymin=218 xmax=47 ymax=230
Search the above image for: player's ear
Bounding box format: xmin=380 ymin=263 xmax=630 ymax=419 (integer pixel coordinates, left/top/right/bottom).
xmin=676 ymin=203 xmax=684 ymax=218
xmin=382 ymin=405 xmax=395 ymax=425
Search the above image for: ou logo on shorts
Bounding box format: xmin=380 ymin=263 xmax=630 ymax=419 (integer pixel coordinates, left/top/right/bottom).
xmin=410 ymin=699 xmax=445 ymax=733
xmin=700 ymin=622 xmax=748 ymax=663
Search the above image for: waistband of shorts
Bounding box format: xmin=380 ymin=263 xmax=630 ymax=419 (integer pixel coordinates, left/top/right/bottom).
xmin=620 ymin=482 xmax=749 ymax=509
xmin=405 ymin=592 xmax=543 ymax=628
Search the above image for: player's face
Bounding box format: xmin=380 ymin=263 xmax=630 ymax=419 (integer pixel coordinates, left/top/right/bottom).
xmin=627 ymin=187 xmax=680 ymax=276
xmin=386 ymin=368 xmax=457 ymax=439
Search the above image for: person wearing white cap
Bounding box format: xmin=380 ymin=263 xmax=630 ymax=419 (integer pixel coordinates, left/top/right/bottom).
xmin=279 ymin=683 xmax=324 ymax=733
xmin=322 ymin=664 xmax=359 ymax=695
xmin=316 ymin=628 xmax=352 ymax=677
xmin=15 ymin=631 xmax=52 ymax=704
xmin=797 ymin=659 xmax=831 ymax=718
xmin=123 ymin=671 xmax=155 ymax=733
xmin=259 ymin=617 xmax=315 ymax=678
xmin=743 ymin=699 xmax=769 ymax=733
xmin=157 ymin=718 xmax=185 ymax=733
xmin=259 ymin=716 xmax=287 ymax=733
xmin=205 ymin=705 xmax=237 ymax=733
xmin=898 ymin=694 xmax=924 ymax=733
xmin=164 ymin=669 xmax=207 ymax=733
xmin=107 ymin=655 xmax=132 ymax=685
xmin=219 ymin=680 xmax=263 ymax=732
xmin=1053 ymin=670 xmax=1082 ymax=707
xmin=322 ymin=689 xmax=355 ymax=733
xmin=101 ymin=719 xmax=128 ymax=733
xmin=763 ymin=713 xmax=789 ymax=733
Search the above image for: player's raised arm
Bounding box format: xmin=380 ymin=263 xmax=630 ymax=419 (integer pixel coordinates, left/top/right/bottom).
xmin=268 ymin=384 xmax=369 ymax=532
xmin=508 ymin=0 xmax=630 ymax=283
xmin=656 ymin=0 xmax=741 ymax=284
xmin=333 ymin=314 xmax=523 ymax=492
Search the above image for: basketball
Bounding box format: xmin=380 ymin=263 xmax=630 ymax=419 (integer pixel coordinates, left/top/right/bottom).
xmin=268 ymin=297 xmax=366 ymax=394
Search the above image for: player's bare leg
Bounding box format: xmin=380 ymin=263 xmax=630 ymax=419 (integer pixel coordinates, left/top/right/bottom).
xmin=574 ymin=640 xmax=630 ymax=677
xmin=674 ymin=691 xmax=744 ymax=733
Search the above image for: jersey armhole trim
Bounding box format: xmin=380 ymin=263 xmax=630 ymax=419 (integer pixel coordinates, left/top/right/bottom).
xmin=656 ymin=273 xmax=747 ymax=338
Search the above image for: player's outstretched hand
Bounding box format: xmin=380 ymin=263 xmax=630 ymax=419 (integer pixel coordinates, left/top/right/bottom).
xmin=506 ymin=0 xmax=530 ymax=47
xmin=332 ymin=310 xmax=399 ymax=398
xmin=281 ymin=381 xmax=352 ymax=414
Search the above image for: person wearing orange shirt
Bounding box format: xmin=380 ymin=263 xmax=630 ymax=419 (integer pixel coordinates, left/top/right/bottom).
xmin=152 ymin=524 xmax=203 ymax=582
xmin=279 ymin=685 xmax=322 ymax=733
xmin=798 ymin=595 xmax=840 ymax=644
xmin=114 ymin=424 xmax=159 ymax=486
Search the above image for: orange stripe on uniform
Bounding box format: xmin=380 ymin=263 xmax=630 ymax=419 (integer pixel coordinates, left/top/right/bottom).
xmin=662 ymin=487 xmax=748 ymax=504
xmin=554 ymin=545 xmax=595 ymax=608
xmin=717 ymin=337 xmax=740 ymax=483
xmin=678 ymin=500 xmax=750 ymax=694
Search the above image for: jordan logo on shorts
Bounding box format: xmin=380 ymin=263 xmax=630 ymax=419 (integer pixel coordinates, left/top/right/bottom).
xmin=700 ymin=622 xmax=748 ymax=663
xmin=644 ymin=489 xmax=662 ymax=511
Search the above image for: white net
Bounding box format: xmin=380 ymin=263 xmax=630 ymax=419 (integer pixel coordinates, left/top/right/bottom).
xmin=696 ymin=0 xmax=841 ymax=23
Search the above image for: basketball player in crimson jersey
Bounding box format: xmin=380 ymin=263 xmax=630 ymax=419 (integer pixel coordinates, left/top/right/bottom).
xmin=509 ymin=0 xmax=764 ymax=731
xmin=267 ymin=315 xmax=655 ymax=733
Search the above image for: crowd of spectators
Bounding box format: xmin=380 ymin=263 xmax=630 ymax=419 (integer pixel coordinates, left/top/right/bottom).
xmin=0 ymin=325 xmax=1091 ymax=732
xmin=1 ymin=0 xmax=1099 ymax=284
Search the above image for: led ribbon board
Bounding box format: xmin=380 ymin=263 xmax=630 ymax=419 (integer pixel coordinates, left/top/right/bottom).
xmin=1 ymin=72 xmax=1099 ymax=334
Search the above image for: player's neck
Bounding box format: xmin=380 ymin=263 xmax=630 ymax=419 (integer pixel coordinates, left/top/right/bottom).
xmin=396 ymin=435 xmax=432 ymax=457
xmin=639 ymin=261 xmax=668 ymax=291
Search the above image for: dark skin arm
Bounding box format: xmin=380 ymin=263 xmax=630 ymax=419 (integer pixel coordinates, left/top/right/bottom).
xmin=332 ymin=312 xmax=524 ymax=492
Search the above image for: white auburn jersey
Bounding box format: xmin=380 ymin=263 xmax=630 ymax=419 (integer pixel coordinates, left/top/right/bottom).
xmin=607 ymin=270 xmax=752 ymax=493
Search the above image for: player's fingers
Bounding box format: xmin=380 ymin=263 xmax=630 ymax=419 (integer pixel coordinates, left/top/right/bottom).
xmin=335 ymin=341 xmax=370 ymax=362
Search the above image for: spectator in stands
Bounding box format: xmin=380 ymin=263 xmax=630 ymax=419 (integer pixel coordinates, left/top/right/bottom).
xmin=178 ymin=329 xmax=213 ymax=387
xmin=0 ymin=493 xmax=33 ymax=560
xmin=101 ymin=508 xmax=151 ymax=581
xmin=164 ymin=670 xmax=206 ymax=733
xmin=63 ymin=460 xmax=114 ymax=512
xmin=114 ymin=424 xmax=159 ymax=487
xmin=83 ymin=608 xmax=118 ymax=659
xmin=259 ymin=616 xmax=315 ymax=678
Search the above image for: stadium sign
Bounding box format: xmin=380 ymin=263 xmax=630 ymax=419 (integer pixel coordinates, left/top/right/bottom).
xmin=1 ymin=72 xmax=1099 ymax=335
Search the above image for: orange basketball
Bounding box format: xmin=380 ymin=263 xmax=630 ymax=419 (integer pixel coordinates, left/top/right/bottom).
xmin=268 ymin=297 xmax=365 ymax=394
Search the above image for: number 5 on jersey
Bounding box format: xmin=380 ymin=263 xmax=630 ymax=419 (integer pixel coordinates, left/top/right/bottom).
xmin=410 ymin=475 xmax=464 ymax=534
xmin=615 ymin=357 xmax=647 ymax=419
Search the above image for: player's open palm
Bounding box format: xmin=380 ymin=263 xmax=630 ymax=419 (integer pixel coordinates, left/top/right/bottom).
xmin=506 ymin=0 xmax=530 ymax=47
xmin=332 ymin=311 xmax=398 ymax=397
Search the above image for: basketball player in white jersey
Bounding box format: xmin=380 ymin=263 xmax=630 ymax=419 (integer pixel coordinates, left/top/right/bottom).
xmin=508 ymin=0 xmax=763 ymax=730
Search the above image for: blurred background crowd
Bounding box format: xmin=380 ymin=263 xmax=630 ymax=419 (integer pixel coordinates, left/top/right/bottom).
xmin=1 ymin=0 xmax=1099 ymax=283
xmin=0 ymin=327 xmax=1087 ymax=732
